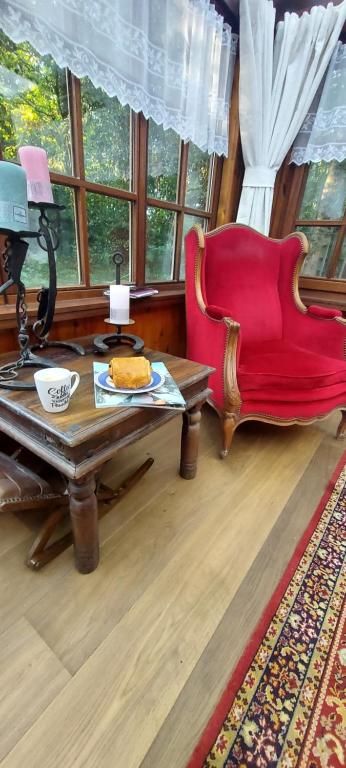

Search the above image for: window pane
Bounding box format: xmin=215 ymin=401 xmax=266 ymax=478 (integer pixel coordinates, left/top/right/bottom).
xmin=335 ymin=238 xmax=346 ymax=279
xmin=0 ymin=31 xmax=72 ymax=174
xmin=147 ymin=119 xmax=180 ymax=202
xmin=185 ymin=143 xmax=213 ymax=210
xmin=22 ymin=185 xmax=79 ymax=288
xmin=81 ymin=78 xmax=131 ymax=190
xmin=180 ymin=214 xmax=208 ymax=280
xmin=87 ymin=193 xmax=131 ymax=285
xmin=297 ymin=226 xmax=338 ymax=277
xmin=299 ymin=161 xmax=346 ymax=221
xmin=146 ymin=207 xmax=176 ymax=282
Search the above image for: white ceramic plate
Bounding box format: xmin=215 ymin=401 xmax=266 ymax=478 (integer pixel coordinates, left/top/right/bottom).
xmin=96 ymin=369 xmax=164 ymax=394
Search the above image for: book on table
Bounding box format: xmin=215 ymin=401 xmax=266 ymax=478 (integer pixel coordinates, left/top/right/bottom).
xmin=104 ymin=286 xmax=159 ymax=300
xmin=93 ymin=361 xmax=186 ymax=410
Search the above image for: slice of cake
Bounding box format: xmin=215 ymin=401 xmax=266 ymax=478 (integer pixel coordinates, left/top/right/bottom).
xmin=108 ymin=357 xmax=151 ymax=389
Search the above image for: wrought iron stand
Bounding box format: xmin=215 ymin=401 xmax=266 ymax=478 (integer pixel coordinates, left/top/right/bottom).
xmin=0 ymin=203 xmax=85 ymax=390
xmin=0 ymin=233 xmax=56 ymax=390
xmin=29 ymin=202 xmax=85 ymax=357
xmin=93 ymin=251 xmax=144 ymax=354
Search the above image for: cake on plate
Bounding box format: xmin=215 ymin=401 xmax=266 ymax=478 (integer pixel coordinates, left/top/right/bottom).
xmin=108 ymin=356 xmax=151 ymax=389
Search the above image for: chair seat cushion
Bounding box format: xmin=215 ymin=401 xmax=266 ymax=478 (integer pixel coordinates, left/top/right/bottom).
xmin=238 ymin=340 xmax=346 ymax=393
xmin=0 ymin=452 xmax=64 ymax=513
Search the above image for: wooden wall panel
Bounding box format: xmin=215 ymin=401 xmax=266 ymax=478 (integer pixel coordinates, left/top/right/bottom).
xmin=0 ymin=297 xmax=186 ymax=357
xmin=216 ymin=60 xmax=244 ymax=227
xmin=270 ymin=160 xmax=308 ymax=238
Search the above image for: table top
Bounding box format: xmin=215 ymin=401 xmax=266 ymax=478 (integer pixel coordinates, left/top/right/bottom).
xmin=0 ymin=339 xmax=213 ymax=451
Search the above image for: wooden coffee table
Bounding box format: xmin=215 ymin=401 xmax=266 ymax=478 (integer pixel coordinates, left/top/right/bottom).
xmin=0 ymin=340 xmax=213 ymax=573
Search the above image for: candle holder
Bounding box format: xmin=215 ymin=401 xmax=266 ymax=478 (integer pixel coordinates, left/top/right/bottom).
xmin=0 ymin=230 xmax=58 ymax=390
xmin=93 ymin=251 xmax=144 ymax=354
xmin=29 ymin=202 xmax=85 ymax=357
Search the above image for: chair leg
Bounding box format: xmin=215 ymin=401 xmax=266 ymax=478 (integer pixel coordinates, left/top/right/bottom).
xmin=337 ymin=410 xmax=346 ymax=439
xmin=221 ymin=414 xmax=237 ymax=459
xmin=96 ymin=457 xmax=154 ymax=503
xmin=26 ymin=504 xmax=68 ymax=569
xmin=25 ymin=458 xmax=154 ymax=570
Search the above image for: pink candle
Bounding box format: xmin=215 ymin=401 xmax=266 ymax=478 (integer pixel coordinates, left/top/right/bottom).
xmin=18 ymin=146 xmax=54 ymax=204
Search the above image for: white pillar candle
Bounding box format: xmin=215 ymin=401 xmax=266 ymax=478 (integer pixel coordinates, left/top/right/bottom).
xmin=109 ymin=284 xmax=130 ymax=324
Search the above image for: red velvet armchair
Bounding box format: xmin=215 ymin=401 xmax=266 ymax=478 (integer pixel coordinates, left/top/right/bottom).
xmin=185 ymin=223 xmax=346 ymax=457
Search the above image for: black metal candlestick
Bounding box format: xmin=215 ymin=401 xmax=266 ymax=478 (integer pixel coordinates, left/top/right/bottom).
xmin=0 ymin=232 xmax=57 ymax=390
xmin=29 ymin=202 xmax=85 ymax=357
xmin=93 ymin=251 xmax=144 ymax=354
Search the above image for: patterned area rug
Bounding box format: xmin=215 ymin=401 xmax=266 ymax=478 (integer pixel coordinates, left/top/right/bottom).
xmin=188 ymin=454 xmax=346 ymax=768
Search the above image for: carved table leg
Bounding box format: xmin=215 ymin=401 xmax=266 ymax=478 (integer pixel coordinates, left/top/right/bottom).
xmin=68 ymin=473 xmax=99 ymax=574
xmin=337 ymin=410 xmax=346 ymax=440
xmin=180 ymin=404 xmax=202 ymax=480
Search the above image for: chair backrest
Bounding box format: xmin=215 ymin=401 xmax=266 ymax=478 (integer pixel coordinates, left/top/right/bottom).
xmin=203 ymin=224 xmax=284 ymax=344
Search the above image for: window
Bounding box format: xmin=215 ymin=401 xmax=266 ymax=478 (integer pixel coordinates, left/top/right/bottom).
xmin=22 ymin=185 xmax=79 ymax=288
xmin=294 ymin=160 xmax=346 ymax=284
xmin=146 ymin=120 xmax=216 ymax=282
xmin=0 ymin=32 xmax=221 ymax=295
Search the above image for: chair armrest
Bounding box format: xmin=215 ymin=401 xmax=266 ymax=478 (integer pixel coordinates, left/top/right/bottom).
xmin=206 ymin=304 xmax=232 ymax=321
xmin=278 ymin=232 xmax=346 ymax=359
xmin=307 ymin=305 xmax=343 ymax=319
xmin=286 ymin=307 xmax=346 ymax=359
xmin=187 ymin=310 xmax=242 ymax=413
xmin=185 ymin=225 xmax=241 ymax=412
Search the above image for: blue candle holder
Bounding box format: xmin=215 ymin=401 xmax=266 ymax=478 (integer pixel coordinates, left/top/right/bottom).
xmin=0 ymin=161 xmax=30 ymax=235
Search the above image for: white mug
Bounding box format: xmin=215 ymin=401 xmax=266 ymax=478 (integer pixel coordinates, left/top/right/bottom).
xmin=34 ymin=367 xmax=80 ymax=413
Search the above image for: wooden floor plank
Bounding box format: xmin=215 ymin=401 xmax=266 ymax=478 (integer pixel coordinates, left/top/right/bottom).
xmin=0 ymin=618 xmax=70 ymax=762
xmin=0 ymin=419 xmax=322 ymax=768
xmin=140 ymin=431 xmax=345 ymax=768
xmin=0 ymin=418 xmax=185 ymax=636
xmin=27 ymin=417 xmax=319 ymax=674
xmin=25 ymin=417 xmax=217 ymax=673
xmin=0 ymin=514 xmax=31 ymax=558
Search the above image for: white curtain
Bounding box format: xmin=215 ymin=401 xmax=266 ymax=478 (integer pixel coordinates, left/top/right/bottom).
xmin=291 ymin=41 xmax=346 ymax=165
xmin=236 ymin=0 xmax=346 ymax=235
xmin=0 ymin=0 xmax=237 ymax=156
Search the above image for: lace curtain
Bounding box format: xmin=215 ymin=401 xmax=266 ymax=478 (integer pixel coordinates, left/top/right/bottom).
xmin=0 ymin=0 xmax=237 ymax=156
xmin=291 ymin=41 xmax=346 ymax=165
xmin=236 ymin=0 xmax=346 ymax=235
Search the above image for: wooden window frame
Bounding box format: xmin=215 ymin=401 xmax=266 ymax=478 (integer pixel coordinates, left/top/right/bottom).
xmin=1 ymin=67 xmax=223 ymax=305
xmin=270 ymin=159 xmax=346 ymax=294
